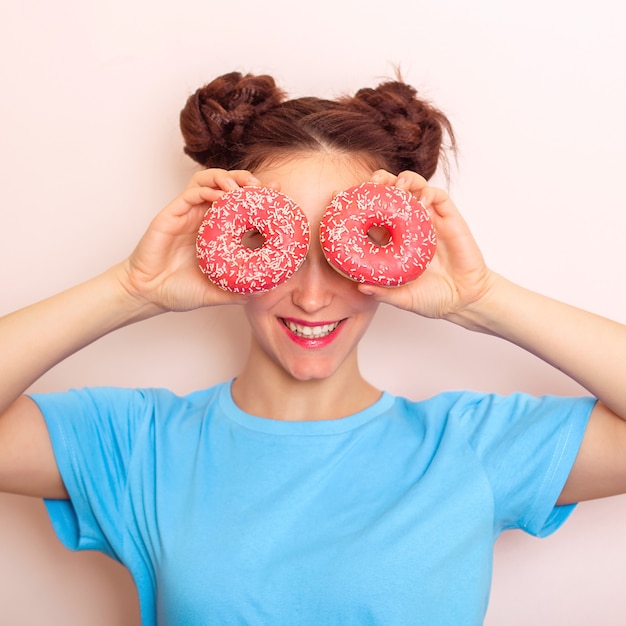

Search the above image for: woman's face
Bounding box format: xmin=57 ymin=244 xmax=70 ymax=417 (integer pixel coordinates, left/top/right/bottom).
xmin=242 ymin=152 xmax=380 ymax=382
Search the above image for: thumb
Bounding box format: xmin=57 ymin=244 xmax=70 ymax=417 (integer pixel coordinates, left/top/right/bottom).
xmin=357 ymin=283 xmax=396 ymax=301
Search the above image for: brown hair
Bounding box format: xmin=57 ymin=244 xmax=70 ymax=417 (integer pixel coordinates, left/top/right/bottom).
xmin=180 ymin=71 xmax=455 ymax=180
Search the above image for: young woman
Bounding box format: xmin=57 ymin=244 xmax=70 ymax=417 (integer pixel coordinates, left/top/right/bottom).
xmin=1 ymin=71 xmax=625 ymax=625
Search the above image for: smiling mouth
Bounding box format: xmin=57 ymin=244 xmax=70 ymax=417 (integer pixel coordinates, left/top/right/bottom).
xmin=283 ymin=319 xmax=342 ymax=339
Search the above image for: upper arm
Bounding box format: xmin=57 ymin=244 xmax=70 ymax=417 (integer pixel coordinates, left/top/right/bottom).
xmin=558 ymin=400 xmax=626 ymax=505
xmin=0 ymin=395 xmax=68 ymax=499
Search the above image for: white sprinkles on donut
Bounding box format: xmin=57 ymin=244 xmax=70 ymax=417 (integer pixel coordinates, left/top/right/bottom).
xmin=319 ymin=182 xmax=437 ymax=286
xmin=196 ymin=186 xmax=310 ymax=293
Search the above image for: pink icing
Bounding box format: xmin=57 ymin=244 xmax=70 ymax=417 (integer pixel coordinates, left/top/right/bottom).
xmin=196 ymin=187 xmax=310 ymax=293
xmin=319 ymin=182 xmax=436 ymax=286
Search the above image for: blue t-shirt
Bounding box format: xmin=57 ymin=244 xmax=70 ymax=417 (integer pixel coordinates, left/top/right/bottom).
xmin=30 ymin=382 xmax=594 ymax=625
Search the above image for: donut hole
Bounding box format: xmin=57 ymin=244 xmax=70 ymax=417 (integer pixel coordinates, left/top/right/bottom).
xmin=241 ymin=229 xmax=266 ymax=250
xmin=367 ymin=225 xmax=392 ymax=247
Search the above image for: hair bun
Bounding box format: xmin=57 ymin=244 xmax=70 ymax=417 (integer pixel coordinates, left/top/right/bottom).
xmin=180 ymin=72 xmax=286 ymax=168
xmin=348 ymin=80 xmax=455 ymax=179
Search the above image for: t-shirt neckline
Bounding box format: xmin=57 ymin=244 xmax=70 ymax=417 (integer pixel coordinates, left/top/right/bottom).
xmin=218 ymin=380 xmax=394 ymax=436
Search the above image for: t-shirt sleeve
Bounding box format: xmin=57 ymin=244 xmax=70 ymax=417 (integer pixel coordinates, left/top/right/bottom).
xmin=28 ymin=387 xmax=153 ymax=561
xmin=451 ymin=392 xmax=595 ymax=538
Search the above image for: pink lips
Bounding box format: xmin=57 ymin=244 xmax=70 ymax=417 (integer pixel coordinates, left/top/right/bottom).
xmin=281 ymin=317 xmax=343 ymax=348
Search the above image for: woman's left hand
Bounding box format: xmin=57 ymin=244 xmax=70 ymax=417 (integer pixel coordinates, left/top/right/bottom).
xmin=360 ymin=170 xmax=495 ymax=323
xmin=366 ymin=174 xmax=626 ymax=507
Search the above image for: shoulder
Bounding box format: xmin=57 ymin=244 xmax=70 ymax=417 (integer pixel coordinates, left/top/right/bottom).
xmin=395 ymin=389 xmax=593 ymax=419
xmin=28 ymin=381 xmax=231 ymax=444
xmin=389 ymin=390 xmax=594 ymax=442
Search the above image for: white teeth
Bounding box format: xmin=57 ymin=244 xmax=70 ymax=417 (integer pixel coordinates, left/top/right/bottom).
xmin=285 ymin=320 xmax=340 ymax=339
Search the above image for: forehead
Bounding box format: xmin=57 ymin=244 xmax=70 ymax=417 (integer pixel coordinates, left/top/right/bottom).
xmin=253 ymin=153 xmax=372 ymax=219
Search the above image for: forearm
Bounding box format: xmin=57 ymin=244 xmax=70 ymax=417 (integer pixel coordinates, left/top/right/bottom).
xmin=0 ymin=264 xmax=162 ymax=415
xmin=450 ymin=273 xmax=626 ymax=418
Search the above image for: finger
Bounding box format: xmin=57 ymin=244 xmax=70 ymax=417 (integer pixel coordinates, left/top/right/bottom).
xmin=200 ymin=282 xmax=251 ymax=308
xmin=263 ymin=180 xmax=282 ymax=192
xmin=371 ymin=169 xmax=397 ymax=186
xmin=187 ymin=168 xmax=261 ymax=191
xmin=181 ymin=169 xmax=265 ymax=210
xmin=160 ymin=187 xmax=215 ymax=222
xmin=185 ymin=168 xmax=229 ymax=190
xmin=392 ymin=173 xmax=457 ymax=222
xmin=357 ymin=283 xmax=385 ymax=297
xmin=356 ymin=282 xmax=415 ymax=311
xmin=226 ymin=169 xmax=262 ymax=187
xmin=394 ymin=170 xmax=428 ymax=193
xmin=418 ymin=186 xmax=459 ymax=220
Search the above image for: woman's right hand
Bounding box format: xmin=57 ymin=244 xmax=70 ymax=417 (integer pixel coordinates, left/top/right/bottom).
xmin=0 ymin=169 xmax=264 ymax=493
xmin=1 ymin=167 xmax=261 ymax=413
xmin=119 ymin=168 xmax=261 ymax=313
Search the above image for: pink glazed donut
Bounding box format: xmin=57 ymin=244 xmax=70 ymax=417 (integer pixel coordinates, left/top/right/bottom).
xmin=196 ymin=186 xmax=310 ymax=294
xmin=319 ymin=182 xmax=436 ymax=286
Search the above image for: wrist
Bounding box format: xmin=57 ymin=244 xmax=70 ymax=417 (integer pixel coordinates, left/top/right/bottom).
xmin=100 ymin=263 xmax=167 ymax=328
xmin=443 ymin=272 xmax=515 ymax=336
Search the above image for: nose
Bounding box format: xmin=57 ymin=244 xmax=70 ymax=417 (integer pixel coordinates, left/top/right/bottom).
xmin=290 ymin=250 xmax=339 ymax=314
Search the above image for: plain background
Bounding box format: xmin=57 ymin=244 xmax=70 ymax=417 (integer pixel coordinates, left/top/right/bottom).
xmin=1 ymin=0 xmax=626 ymax=623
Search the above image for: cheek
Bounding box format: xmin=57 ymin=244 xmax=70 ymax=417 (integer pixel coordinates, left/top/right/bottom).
xmin=341 ymin=280 xmax=380 ymax=314
xmin=346 ymin=288 xmax=380 ymax=328
xmin=241 ymin=286 xmax=291 ymax=335
xmin=360 ymin=301 xmax=380 ymax=328
xmin=242 ymin=298 xmax=276 ymax=327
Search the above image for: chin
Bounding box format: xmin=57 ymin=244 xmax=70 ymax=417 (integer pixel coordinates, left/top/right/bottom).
xmin=282 ymin=358 xmax=342 ymax=383
xmin=286 ymin=368 xmax=335 ymax=383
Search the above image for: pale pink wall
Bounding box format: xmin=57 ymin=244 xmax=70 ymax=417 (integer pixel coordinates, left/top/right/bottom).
xmin=1 ymin=1 xmax=626 ymax=623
